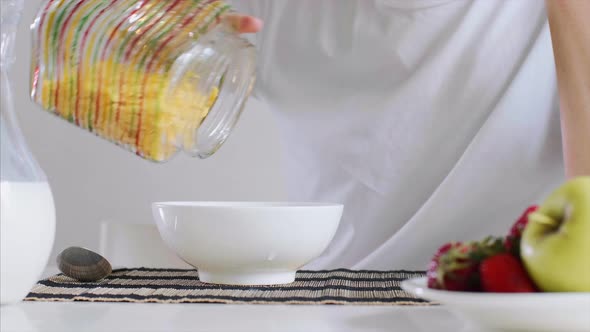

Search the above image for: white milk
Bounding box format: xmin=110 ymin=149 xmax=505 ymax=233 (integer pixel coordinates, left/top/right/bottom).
xmin=1 ymin=181 xmax=55 ymax=304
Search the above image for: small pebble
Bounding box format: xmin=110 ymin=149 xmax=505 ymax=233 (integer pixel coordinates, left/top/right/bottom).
xmin=56 ymin=247 xmax=112 ymax=282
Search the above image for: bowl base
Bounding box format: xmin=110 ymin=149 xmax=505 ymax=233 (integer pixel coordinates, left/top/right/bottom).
xmin=198 ymin=270 xmax=296 ymax=285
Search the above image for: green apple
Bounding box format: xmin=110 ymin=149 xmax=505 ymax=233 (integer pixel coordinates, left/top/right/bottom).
xmin=521 ymin=176 xmax=590 ymax=292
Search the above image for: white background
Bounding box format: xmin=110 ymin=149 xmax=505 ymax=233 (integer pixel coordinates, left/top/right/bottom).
xmin=8 ymin=0 xmax=286 ymax=262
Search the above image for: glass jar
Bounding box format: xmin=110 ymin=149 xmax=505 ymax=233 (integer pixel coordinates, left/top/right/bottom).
xmin=1 ymin=0 xmax=56 ymax=304
xmin=30 ymin=0 xmax=256 ymax=162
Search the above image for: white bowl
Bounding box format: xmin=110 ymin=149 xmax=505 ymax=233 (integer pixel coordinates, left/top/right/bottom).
xmin=152 ymin=202 xmax=343 ymax=285
xmin=401 ymin=277 xmax=590 ymax=332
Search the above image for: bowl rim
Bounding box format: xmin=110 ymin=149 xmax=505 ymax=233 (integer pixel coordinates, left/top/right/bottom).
xmin=152 ymin=201 xmax=344 ymax=209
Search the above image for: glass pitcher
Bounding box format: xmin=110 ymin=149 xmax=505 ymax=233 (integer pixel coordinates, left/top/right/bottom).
xmin=1 ymin=0 xmax=56 ymax=304
xmin=30 ymin=0 xmax=257 ymax=162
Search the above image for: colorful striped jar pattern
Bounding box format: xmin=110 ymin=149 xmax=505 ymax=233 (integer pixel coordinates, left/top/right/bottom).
xmin=30 ymin=0 xmax=232 ymax=161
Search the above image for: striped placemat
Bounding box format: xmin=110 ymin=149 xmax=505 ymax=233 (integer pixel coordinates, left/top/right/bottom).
xmin=25 ymin=268 xmax=432 ymax=305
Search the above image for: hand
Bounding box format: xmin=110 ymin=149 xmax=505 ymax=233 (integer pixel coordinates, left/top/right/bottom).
xmin=220 ymin=14 xmax=263 ymax=33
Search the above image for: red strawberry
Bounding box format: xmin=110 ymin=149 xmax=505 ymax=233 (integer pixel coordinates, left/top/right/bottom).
xmin=427 ymin=242 xmax=477 ymax=291
xmin=505 ymin=206 xmax=538 ymax=256
xmin=427 ymin=237 xmax=505 ymax=292
xmin=480 ymin=253 xmax=537 ymax=293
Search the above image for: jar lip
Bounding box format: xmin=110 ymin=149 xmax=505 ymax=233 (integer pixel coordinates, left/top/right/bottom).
xmin=172 ymin=24 xmax=256 ymax=159
xmin=202 ymin=22 xmax=256 ymax=51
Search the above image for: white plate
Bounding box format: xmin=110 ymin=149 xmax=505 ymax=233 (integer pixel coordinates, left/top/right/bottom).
xmin=401 ymin=277 xmax=590 ymax=332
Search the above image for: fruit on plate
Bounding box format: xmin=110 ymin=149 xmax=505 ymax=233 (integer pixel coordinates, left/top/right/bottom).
xmin=505 ymin=206 xmax=538 ymax=257
xmin=480 ymin=253 xmax=537 ymax=293
xmin=427 ymin=237 xmax=505 ymax=291
xmin=521 ymin=176 xmax=590 ymax=292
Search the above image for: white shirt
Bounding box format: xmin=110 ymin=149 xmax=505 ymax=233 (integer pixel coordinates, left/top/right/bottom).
xmin=229 ymin=0 xmax=564 ymax=269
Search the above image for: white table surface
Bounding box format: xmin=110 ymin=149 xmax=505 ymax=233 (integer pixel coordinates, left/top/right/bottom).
xmin=1 ymin=268 xmax=478 ymax=332
xmin=2 ymin=302 xmax=476 ymax=332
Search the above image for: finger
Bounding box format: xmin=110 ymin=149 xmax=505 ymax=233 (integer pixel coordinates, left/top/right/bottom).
xmin=221 ymin=14 xmax=263 ymax=33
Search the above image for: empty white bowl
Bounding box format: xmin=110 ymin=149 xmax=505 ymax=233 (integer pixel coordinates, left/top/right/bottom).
xmin=152 ymin=202 xmax=343 ymax=285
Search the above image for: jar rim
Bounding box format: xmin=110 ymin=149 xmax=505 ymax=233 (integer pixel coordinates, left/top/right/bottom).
xmin=167 ymin=24 xmax=257 ymax=159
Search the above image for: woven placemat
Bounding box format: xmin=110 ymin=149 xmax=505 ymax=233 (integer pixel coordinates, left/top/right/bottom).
xmin=25 ymin=268 xmax=431 ymax=305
